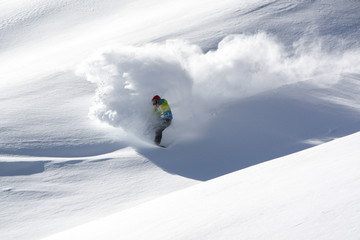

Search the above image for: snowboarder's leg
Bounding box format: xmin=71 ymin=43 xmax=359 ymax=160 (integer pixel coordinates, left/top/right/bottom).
xmin=155 ymin=129 xmax=163 ymax=145
xmin=154 ymin=119 xmax=172 ymax=145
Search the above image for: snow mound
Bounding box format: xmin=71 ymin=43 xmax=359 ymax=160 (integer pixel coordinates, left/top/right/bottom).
xmin=44 ymin=131 xmax=360 ymax=240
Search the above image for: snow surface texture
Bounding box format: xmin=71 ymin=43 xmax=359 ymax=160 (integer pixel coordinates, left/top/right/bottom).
xmin=45 ymin=132 xmax=360 ymax=240
xmin=1 ymin=0 xmax=360 ymax=239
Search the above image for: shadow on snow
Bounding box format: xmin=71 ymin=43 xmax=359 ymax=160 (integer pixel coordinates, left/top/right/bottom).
xmin=137 ymin=82 xmax=360 ymax=181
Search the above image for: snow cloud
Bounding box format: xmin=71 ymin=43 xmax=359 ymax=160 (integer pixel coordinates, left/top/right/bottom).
xmin=77 ymin=42 xmax=194 ymax=137
xmin=78 ymin=33 xmax=360 ymax=135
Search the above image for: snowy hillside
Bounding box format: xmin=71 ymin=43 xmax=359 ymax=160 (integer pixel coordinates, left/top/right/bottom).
xmin=1 ymin=0 xmax=360 ymax=239
xmin=45 ymin=131 xmax=360 ymax=240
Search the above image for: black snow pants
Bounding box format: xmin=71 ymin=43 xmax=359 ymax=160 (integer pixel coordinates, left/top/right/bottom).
xmin=154 ymin=119 xmax=172 ymax=145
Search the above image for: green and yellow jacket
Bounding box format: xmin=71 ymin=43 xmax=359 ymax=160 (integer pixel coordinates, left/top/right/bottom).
xmin=155 ymin=99 xmax=173 ymax=120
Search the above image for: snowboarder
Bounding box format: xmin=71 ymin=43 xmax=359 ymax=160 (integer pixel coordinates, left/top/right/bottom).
xmin=152 ymin=95 xmax=173 ymax=146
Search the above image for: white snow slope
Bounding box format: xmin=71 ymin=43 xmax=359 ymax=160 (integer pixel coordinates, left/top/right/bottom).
xmin=45 ymin=131 xmax=360 ymax=240
xmin=1 ymin=0 xmax=360 ymax=239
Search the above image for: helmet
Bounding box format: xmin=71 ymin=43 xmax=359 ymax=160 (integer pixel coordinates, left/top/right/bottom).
xmin=152 ymin=95 xmax=161 ymax=101
xmin=152 ymin=95 xmax=161 ymax=105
